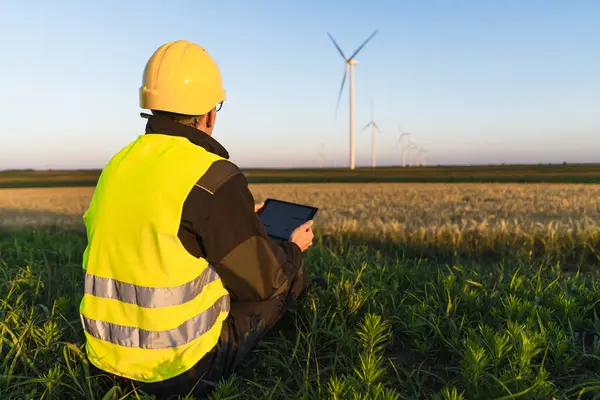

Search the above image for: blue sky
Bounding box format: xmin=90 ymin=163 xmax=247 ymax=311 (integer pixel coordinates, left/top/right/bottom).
xmin=1 ymin=0 xmax=598 ymax=169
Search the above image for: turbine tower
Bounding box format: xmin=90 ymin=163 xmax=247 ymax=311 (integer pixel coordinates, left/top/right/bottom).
xmin=417 ymin=149 xmax=427 ymax=167
xmin=361 ymin=99 xmax=381 ymax=168
xmin=408 ymin=143 xmax=419 ymax=167
xmin=328 ymin=30 xmax=378 ymax=170
xmin=397 ymin=126 xmax=411 ymax=167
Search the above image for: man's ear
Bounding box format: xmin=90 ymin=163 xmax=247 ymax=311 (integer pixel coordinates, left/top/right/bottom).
xmin=205 ymin=108 xmax=216 ymax=128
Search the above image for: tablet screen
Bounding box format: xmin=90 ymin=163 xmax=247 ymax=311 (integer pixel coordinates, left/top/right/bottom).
xmin=258 ymin=199 xmax=317 ymax=240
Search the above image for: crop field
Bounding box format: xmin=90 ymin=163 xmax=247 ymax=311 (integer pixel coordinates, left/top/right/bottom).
xmin=1 ymin=183 xmax=600 ymax=399
xmin=3 ymin=163 xmax=600 ymax=188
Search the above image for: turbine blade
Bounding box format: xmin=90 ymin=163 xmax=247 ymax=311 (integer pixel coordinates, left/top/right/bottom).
xmin=370 ymin=98 xmax=374 ymax=120
xmin=349 ymin=30 xmax=379 ymax=60
xmin=374 ymin=122 xmax=381 ymax=133
xmin=327 ymin=33 xmax=347 ymax=60
xmin=361 ymin=122 xmax=371 ymax=132
xmin=335 ymin=65 xmax=348 ymax=116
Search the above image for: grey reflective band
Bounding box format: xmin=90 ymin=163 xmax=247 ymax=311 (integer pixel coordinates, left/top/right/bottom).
xmin=84 ymin=265 xmax=220 ymax=308
xmin=81 ymin=294 xmax=230 ymax=349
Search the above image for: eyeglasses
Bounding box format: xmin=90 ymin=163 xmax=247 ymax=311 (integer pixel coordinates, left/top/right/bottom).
xmin=216 ymin=101 xmax=223 ymax=112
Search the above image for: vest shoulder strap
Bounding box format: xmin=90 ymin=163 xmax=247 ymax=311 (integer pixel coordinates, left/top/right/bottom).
xmin=195 ymin=159 xmax=241 ymax=195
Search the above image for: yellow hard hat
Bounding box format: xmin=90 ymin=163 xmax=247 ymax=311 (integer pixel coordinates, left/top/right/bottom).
xmin=139 ymin=40 xmax=226 ymax=116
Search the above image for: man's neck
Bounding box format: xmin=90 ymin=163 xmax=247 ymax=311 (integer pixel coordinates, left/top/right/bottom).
xmin=143 ymin=114 xmax=229 ymax=159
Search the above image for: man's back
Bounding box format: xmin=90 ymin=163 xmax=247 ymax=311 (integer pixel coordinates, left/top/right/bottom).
xmin=81 ymin=132 xmax=230 ymax=383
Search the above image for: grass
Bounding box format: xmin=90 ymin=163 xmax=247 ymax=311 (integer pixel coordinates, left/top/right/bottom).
xmin=3 ymin=163 xmax=600 ymax=188
xmin=2 ymin=183 xmax=600 ymax=399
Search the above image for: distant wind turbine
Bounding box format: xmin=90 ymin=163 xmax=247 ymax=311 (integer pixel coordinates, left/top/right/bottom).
xmin=417 ymin=149 xmax=427 ymax=166
xmin=328 ymin=30 xmax=378 ymax=170
xmin=408 ymin=143 xmax=419 ymax=167
xmin=361 ymin=99 xmax=381 ymax=168
xmin=397 ymin=126 xmax=411 ymax=167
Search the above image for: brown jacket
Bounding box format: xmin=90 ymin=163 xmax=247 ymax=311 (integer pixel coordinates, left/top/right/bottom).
xmin=144 ymin=116 xmax=305 ymax=302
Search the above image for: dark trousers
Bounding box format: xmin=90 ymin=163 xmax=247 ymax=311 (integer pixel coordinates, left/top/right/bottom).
xmin=90 ymin=268 xmax=309 ymax=399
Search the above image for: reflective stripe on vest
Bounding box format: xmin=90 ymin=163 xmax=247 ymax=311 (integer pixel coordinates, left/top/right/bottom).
xmin=81 ymin=295 xmax=229 ymax=349
xmin=84 ymin=264 xmax=221 ymax=308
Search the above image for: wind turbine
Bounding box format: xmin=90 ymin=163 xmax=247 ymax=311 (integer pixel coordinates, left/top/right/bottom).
xmin=413 ymin=144 xmax=423 ymax=167
xmin=408 ymin=143 xmax=419 ymax=167
xmin=397 ymin=126 xmax=411 ymax=167
xmin=361 ymin=99 xmax=381 ymax=168
xmin=417 ymin=149 xmax=427 ymax=166
xmin=328 ymin=30 xmax=378 ymax=170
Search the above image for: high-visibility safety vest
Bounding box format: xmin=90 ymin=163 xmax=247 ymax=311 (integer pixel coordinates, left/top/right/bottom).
xmin=79 ymin=132 xmax=230 ymax=383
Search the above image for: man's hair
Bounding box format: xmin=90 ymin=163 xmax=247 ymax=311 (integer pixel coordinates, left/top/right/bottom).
xmin=151 ymin=110 xmax=205 ymax=127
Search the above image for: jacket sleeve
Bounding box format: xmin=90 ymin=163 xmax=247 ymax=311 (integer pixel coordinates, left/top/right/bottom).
xmin=181 ymin=162 xmax=305 ymax=302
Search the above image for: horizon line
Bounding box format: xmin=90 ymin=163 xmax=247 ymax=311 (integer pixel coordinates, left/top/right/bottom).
xmin=1 ymin=161 xmax=598 ymax=173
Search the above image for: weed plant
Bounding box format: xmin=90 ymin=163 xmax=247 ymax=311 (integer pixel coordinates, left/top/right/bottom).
xmin=1 ymin=227 xmax=600 ymax=399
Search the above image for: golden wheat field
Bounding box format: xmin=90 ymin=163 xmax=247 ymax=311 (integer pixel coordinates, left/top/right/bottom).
xmin=2 ymin=183 xmax=600 ymax=399
xmin=1 ymin=183 xmax=599 ymax=237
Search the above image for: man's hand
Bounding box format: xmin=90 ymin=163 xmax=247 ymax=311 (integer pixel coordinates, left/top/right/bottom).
xmin=290 ymin=220 xmax=314 ymax=252
xmin=254 ymin=202 xmax=265 ymax=213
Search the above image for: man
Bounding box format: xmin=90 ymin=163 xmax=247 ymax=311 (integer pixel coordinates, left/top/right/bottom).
xmin=80 ymin=40 xmax=318 ymax=398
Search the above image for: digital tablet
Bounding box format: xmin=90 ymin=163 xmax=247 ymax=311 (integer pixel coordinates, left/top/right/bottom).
xmin=258 ymin=198 xmax=318 ymax=241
